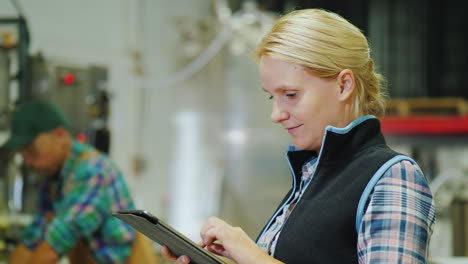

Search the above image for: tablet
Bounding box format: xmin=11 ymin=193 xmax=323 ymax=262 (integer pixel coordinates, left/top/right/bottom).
xmin=112 ymin=210 xmax=226 ymax=264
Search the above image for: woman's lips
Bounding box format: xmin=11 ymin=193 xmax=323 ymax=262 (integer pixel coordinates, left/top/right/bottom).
xmin=287 ymin=125 xmax=302 ymax=133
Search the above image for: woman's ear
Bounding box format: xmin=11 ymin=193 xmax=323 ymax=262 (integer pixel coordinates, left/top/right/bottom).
xmin=337 ymin=69 xmax=355 ymax=102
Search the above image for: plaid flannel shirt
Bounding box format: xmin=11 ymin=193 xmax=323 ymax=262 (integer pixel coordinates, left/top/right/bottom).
xmin=21 ymin=140 xmax=136 ymax=263
xmin=258 ymin=158 xmax=436 ymax=263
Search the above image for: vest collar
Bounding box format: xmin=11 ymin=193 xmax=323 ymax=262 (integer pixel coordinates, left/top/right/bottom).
xmin=286 ymin=115 xmax=376 ymax=152
xmin=286 ymin=116 xmax=384 ymax=176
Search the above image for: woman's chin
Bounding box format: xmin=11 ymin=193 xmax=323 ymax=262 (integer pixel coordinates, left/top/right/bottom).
xmin=293 ymin=142 xmax=307 ymax=151
xmin=293 ymin=141 xmax=317 ymax=152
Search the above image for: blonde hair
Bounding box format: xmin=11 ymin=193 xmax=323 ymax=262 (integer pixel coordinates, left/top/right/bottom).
xmin=255 ymin=9 xmax=386 ymax=116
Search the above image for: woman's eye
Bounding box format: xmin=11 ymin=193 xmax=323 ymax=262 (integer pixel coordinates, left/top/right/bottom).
xmin=286 ymin=93 xmax=296 ymax=97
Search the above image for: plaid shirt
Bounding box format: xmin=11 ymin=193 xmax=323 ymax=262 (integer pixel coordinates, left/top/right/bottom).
xmin=257 ymin=158 xmax=318 ymax=256
xmin=257 ymin=158 xmax=436 ymax=263
xmin=21 ymin=140 xmax=136 ymax=263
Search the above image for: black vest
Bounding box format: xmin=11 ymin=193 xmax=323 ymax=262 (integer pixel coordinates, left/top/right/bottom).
xmin=257 ymin=118 xmax=399 ymax=264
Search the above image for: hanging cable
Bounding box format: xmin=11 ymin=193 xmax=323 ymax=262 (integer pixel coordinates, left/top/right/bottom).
xmin=137 ymin=1 xmax=273 ymax=89
xmin=10 ymin=0 xmax=26 ymax=18
xmin=8 ymin=0 xmax=31 ymax=102
xmin=9 ymin=0 xmax=29 ymax=44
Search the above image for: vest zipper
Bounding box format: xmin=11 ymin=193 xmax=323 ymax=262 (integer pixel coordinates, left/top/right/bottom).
xmin=256 ymin=130 xmax=330 ymax=251
xmin=256 ymin=152 xmax=298 ymax=242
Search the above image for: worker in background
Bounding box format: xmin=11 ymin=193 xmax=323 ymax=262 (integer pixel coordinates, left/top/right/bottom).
xmin=4 ymin=100 xmax=158 ymax=264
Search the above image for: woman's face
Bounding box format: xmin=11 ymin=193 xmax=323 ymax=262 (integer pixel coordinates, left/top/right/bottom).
xmin=260 ymin=56 xmax=348 ymax=152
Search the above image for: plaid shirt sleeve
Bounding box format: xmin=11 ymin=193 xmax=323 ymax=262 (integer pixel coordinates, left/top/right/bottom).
xmin=357 ymin=160 xmax=436 ymax=263
xmin=20 ymin=183 xmax=52 ymax=249
xmin=44 ymin=160 xmax=120 ymax=256
xmin=20 ymin=214 xmax=47 ymax=249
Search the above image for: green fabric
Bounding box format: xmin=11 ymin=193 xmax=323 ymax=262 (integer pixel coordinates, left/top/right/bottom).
xmin=2 ymin=100 xmax=70 ymax=149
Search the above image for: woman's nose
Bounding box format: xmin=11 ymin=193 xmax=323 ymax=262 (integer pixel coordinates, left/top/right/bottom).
xmin=271 ymin=101 xmax=289 ymax=123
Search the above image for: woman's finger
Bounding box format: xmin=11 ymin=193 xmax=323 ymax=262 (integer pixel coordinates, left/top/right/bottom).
xmin=175 ymin=255 xmax=191 ymax=264
xmin=160 ymin=245 xmax=177 ymax=261
xmin=161 ymin=246 xmax=191 ymax=264
xmin=207 ymin=243 xmax=226 ymax=255
xmin=200 ymin=216 xmax=228 ymax=246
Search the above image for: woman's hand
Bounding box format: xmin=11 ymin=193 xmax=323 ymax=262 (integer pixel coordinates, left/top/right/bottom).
xmin=160 ymin=245 xmax=191 ymax=264
xmin=200 ymin=217 xmax=281 ymax=264
xmin=160 ymin=216 xmax=282 ymax=264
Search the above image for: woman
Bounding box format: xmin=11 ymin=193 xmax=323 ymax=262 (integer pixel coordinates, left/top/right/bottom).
xmin=162 ymin=8 xmax=435 ymax=264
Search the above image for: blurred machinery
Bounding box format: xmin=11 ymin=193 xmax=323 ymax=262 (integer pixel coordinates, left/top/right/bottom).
xmin=430 ymin=156 xmax=468 ymax=257
xmin=29 ymin=55 xmax=111 ymax=153
xmin=0 ymin=48 xmax=9 ymax=130
xmin=0 ymin=17 xmax=27 ymax=260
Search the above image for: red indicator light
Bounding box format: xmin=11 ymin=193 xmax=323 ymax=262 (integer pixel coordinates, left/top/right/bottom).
xmin=76 ymin=133 xmax=87 ymax=143
xmin=62 ymin=73 xmax=76 ymax=85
